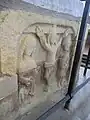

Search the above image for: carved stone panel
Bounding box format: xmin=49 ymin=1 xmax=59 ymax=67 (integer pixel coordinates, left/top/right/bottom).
xmin=0 ymin=10 xmax=79 ymax=107
xmin=17 ymin=22 xmax=76 ymax=92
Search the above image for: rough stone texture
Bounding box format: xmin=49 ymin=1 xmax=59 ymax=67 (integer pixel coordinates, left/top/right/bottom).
xmin=0 ymin=75 xmax=17 ymax=100
xmin=0 ymin=91 xmax=19 ymax=120
xmin=0 ymin=3 xmax=80 ymax=119
xmin=15 ymin=68 xmax=90 ymax=120
xmin=0 ymin=75 xmax=18 ymax=120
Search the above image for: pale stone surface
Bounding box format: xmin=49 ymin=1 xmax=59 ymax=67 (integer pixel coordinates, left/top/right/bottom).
xmin=0 ymin=75 xmax=18 ymax=100
xmin=18 ymin=34 xmax=37 ymax=73
xmin=0 ymin=8 xmax=79 ymax=119
xmin=0 ymin=10 xmax=78 ymax=75
xmin=0 ymin=92 xmax=19 ymax=120
xmin=0 ymin=1 xmax=88 ymax=120
xmin=0 ymin=9 xmax=79 ymax=97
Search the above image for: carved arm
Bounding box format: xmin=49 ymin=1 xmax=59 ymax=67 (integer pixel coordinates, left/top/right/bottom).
xmin=35 ymin=26 xmax=52 ymax=52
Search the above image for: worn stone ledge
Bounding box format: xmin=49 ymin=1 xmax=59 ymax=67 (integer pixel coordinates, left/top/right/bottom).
xmin=0 ymin=75 xmax=18 ymax=100
xmin=0 ymin=91 xmax=19 ymax=120
xmin=0 ymin=75 xmax=19 ymax=120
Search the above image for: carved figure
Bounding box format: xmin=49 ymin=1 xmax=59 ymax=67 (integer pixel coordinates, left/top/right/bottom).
xmin=56 ymin=29 xmax=73 ymax=87
xmin=35 ymin=25 xmax=73 ymax=90
xmin=35 ymin=25 xmax=64 ymax=90
xmin=18 ymin=34 xmax=37 ymax=73
xmin=35 ymin=25 xmax=63 ymax=65
xmin=19 ymin=76 xmax=35 ymax=104
xmin=18 ymin=33 xmax=37 ymax=103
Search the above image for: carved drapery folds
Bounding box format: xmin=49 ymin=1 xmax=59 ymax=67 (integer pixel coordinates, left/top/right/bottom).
xmin=35 ymin=24 xmax=74 ymax=90
xmin=17 ymin=34 xmax=37 ymax=104
xmin=17 ymin=23 xmax=75 ymax=103
xmin=56 ymin=30 xmax=74 ymax=87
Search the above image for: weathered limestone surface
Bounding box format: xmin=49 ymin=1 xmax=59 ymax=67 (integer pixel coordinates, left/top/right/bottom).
xmin=0 ymin=74 xmax=18 ymax=120
xmin=0 ymin=8 xmax=79 ymax=119
xmin=0 ymin=91 xmax=19 ymax=120
xmin=0 ymin=75 xmax=17 ymax=100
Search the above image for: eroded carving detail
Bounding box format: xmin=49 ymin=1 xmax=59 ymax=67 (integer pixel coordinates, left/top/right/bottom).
xmin=35 ymin=25 xmax=74 ymax=90
xmin=17 ymin=33 xmax=37 ymax=104
xmin=18 ymin=33 xmax=37 ymax=73
xmin=19 ymin=75 xmax=35 ymax=104
xmin=35 ymin=25 xmax=63 ymax=65
xmin=56 ymin=29 xmax=74 ymax=87
xmin=35 ymin=25 xmax=62 ymax=91
xmin=17 ymin=22 xmax=75 ymax=97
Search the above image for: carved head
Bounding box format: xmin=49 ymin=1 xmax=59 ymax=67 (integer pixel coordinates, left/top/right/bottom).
xmin=18 ymin=33 xmax=37 ymax=73
xmin=61 ymin=28 xmax=73 ymax=51
xmin=21 ymin=34 xmax=36 ymax=57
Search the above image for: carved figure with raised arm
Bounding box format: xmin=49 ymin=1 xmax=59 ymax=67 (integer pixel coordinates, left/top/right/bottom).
xmin=35 ymin=25 xmax=71 ymax=91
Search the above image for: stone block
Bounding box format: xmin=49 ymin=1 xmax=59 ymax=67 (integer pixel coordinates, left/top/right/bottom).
xmin=0 ymin=7 xmax=80 ymax=117
xmin=0 ymin=91 xmax=19 ymax=120
xmin=0 ymin=75 xmax=18 ymax=120
xmin=0 ymin=75 xmax=18 ymax=100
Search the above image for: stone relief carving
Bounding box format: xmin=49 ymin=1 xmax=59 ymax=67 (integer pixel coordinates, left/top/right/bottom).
xmin=18 ymin=34 xmax=37 ymax=73
xmin=35 ymin=25 xmax=62 ymax=91
xmin=35 ymin=25 xmax=63 ymax=65
xmin=17 ymin=22 xmax=75 ymax=101
xmin=56 ymin=29 xmax=74 ymax=87
xmin=35 ymin=25 xmax=74 ymax=90
xmin=19 ymin=75 xmax=35 ymax=104
xmin=0 ymin=10 xmax=79 ymax=119
xmin=17 ymin=33 xmax=37 ymax=104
